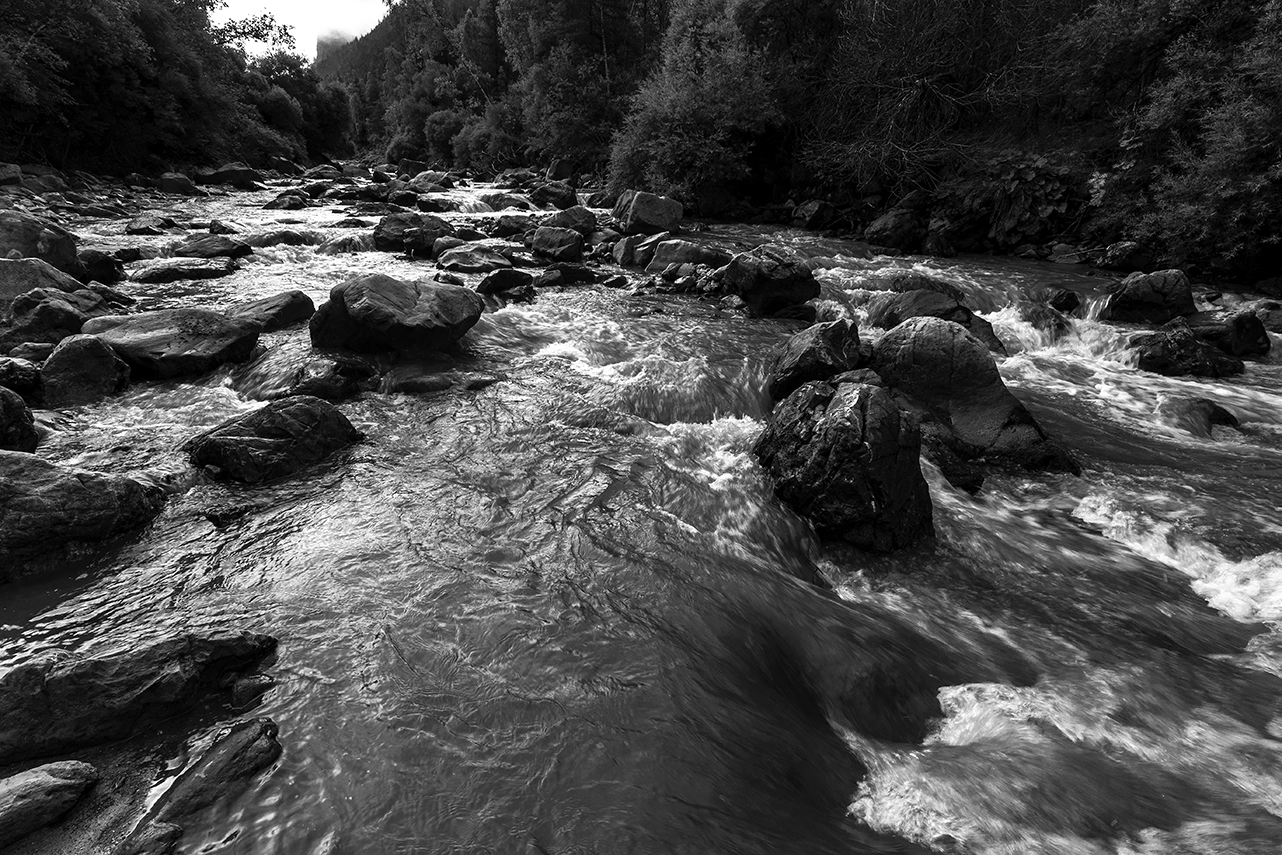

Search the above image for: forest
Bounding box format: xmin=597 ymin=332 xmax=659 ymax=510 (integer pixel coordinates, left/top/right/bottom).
xmin=3 ymin=0 xmax=1280 ymax=280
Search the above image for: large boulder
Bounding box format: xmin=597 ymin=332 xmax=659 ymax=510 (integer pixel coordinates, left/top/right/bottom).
xmin=77 ymin=248 xmax=125 ymax=284
xmin=644 ymin=239 xmax=734 ymax=274
xmin=83 ymin=309 xmax=259 ymax=379
xmin=0 ymin=211 xmax=84 ymax=279
xmin=0 ymin=630 xmax=276 ymax=763
xmin=0 ymin=388 xmax=38 ymax=451
xmin=0 ymin=258 xmax=83 ymax=312
xmin=129 ymin=257 xmax=239 ymax=284
xmin=767 ymin=319 xmax=864 ymax=401
xmin=530 ymin=180 xmax=577 ymax=210
xmin=754 ymin=380 xmax=933 ymax=551
xmin=864 ymin=208 xmax=925 ymax=252
xmin=1186 ymin=311 xmax=1271 ymax=357
xmin=0 ymin=450 xmax=166 ymax=571
xmin=0 ymin=287 xmax=111 ymax=349
xmin=873 ymin=317 xmax=1079 ymax=485
xmin=544 ymin=205 xmax=597 ymax=235
xmin=438 ymin=244 xmax=513 ymax=273
xmin=0 ymin=761 xmax=99 ymax=849
xmin=531 ymin=226 xmax=585 ymax=262
xmin=197 ymin=162 xmax=265 ymax=189
xmin=310 ymin=274 xmax=484 ymax=355
xmin=171 ymin=234 xmax=252 ymax=260
xmin=156 ymin=172 xmax=203 ymax=195
xmin=226 ymin=290 xmax=315 ymax=332
xmin=1129 ymin=319 xmax=1245 ymax=378
xmin=374 ymin=212 xmax=454 ymax=253
xmin=490 ymin=214 xmax=537 ymax=239
xmin=864 ymin=289 xmax=1006 ymax=354
xmin=39 ymin=334 xmax=130 ymax=408
xmin=612 ymin=190 xmax=683 ymax=235
xmin=1099 ymin=269 xmax=1196 ymax=324
xmin=185 ymin=395 xmax=362 ymax=484
xmin=479 ymin=192 xmax=534 ymax=212
xmin=720 ymin=244 xmax=820 ymax=316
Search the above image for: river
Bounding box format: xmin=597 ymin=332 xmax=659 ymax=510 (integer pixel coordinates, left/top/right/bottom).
xmin=3 ymin=181 xmax=1281 ymax=854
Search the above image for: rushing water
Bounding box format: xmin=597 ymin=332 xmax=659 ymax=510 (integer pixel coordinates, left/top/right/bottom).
xmin=3 ymin=181 xmax=1282 ymax=855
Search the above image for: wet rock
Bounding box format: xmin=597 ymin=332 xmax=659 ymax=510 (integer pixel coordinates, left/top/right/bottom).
xmin=873 ymin=316 xmax=1079 ymax=486
xmin=1129 ymin=319 xmax=1245 ymax=378
xmin=438 ymin=244 xmax=513 ymax=273
xmin=310 ymin=274 xmax=484 ymax=355
xmin=171 ymin=234 xmax=252 ymax=260
xmin=793 ymin=199 xmax=837 ymax=230
xmin=78 ymin=248 xmax=126 ymax=284
xmin=0 ymin=257 xmax=83 ymax=312
xmin=544 ymin=205 xmax=597 ymax=235
xmin=768 ymin=319 xmax=863 ymax=401
xmin=0 ymin=210 xmax=85 ymax=278
xmin=1048 ymin=288 xmax=1081 ymax=314
xmin=0 ymin=630 xmax=276 ymax=763
xmin=226 ymin=290 xmax=315 ymax=332
xmin=150 ymin=718 xmax=281 ymax=825
xmin=1099 ymin=269 xmax=1196 ymax=324
xmin=530 ymin=180 xmax=577 ymax=210
xmin=613 ymin=190 xmax=682 ymax=235
xmin=754 ymin=380 xmax=933 ymax=551
xmin=0 ymin=357 xmax=42 ymax=404
xmin=542 ymin=262 xmax=598 ymax=284
xmin=611 ymin=234 xmax=644 ymax=266
xmin=186 ymin=395 xmax=361 ymax=484
xmin=531 ymin=226 xmax=584 ymax=262
xmin=263 ymin=189 xmax=308 ymax=210
xmin=720 ymin=244 xmax=820 ymax=316
xmin=0 ymin=387 xmax=38 ymax=451
xmin=83 ymin=309 xmax=259 ymax=379
xmin=1098 ymin=241 xmax=1155 ymax=273
xmin=231 ymin=346 xmax=378 ymax=403
xmin=1186 ymin=311 xmax=1271 ymax=357
xmin=860 ymin=270 xmax=966 ymax=302
xmin=397 ymin=158 xmax=429 ymax=178
xmin=316 ymin=233 xmax=374 ymax=254
xmin=156 ymin=172 xmax=202 ymax=195
xmin=644 ymin=239 xmax=733 ymax=274
xmin=196 ymin=162 xmax=265 ymax=189
xmin=0 ymin=761 xmax=99 ymax=848
xmin=125 ymin=214 xmax=176 ymax=236
xmin=1154 ymin=396 xmax=1239 ymax=438
xmin=129 ymin=257 xmax=239 ymax=284
xmin=374 ymin=212 xmax=453 ymax=253
xmin=40 ymin=334 xmax=130 ymax=407
xmin=478 ymin=268 xmax=535 ymax=296
xmin=0 ymin=286 xmax=112 ymax=349
xmin=864 ymin=207 xmax=925 ymax=252
xmin=865 ymin=289 xmax=1006 ymax=354
xmin=241 ymin=229 xmax=324 ymax=248
xmin=490 ymin=214 xmax=537 ymax=239
xmin=479 ymin=192 xmax=534 ymax=211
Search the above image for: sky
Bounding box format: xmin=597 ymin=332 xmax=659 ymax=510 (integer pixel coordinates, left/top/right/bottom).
xmin=211 ymin=0 xmax=389 ymax=59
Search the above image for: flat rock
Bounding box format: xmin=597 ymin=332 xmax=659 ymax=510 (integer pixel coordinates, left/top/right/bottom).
xmin=171 ymin=235 xmax=252 ymax=259
xmin=226 ymin=290 xmax=315 ymax=332
xmin=438 ymin=244 xmax=513 ymax=273
xmin=39 ymin=333 xmax=130 ymax=407
xmin=83 ymin=309 xmax=259 ymax=379
xmin=544 ymin=205 xmax=597 ymax=235
xmin=310 ymin=274 xmax=484 ymax=355
xmin=0 ymin=761 xmax=99 ymax=849
xmin=129 ymin=257 xmax=238 ymax=284
xmin=241 ymin=229 xmax=324 ymax=248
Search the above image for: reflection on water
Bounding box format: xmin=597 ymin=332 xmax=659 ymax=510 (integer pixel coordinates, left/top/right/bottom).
xmin=2 ymin=185 xmax=1280 ymax=854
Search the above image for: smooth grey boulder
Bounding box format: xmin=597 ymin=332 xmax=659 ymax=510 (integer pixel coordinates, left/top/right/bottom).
xmin=0 ymin=210 xmax=85 ymax=279
xmin=768 ymin=319 xmax=863 ymax=401
xmin=309 ymin=274 xmax=484 ymax=355
xmin=83 ymin=309 xmax=258 ymax=379
xmin=864 ymin=289 xmax=1006 ymax=354
xmin=129 ymin=257 xmax=239 ymax=284
xmin=613 ymin=190 xmax=682 ymax=235
xmin=644 ymin=239 xmax=733 ymax=274
xmin=438 ymin=244 xmax=513 ymax=273
xmin=720 ymin=244 xmax=820 ymax=316
xmin=226 ymin=290 xmax=315 ymax=332
xmin=531 ymin=226 xmax=585 ymax=262
xmin=1129 ymin=318 xmax=1245 ymax=378
xmin=0 ymin=761 xmax=99 ymax=848
xmin=544 ymin=205 xmax=597 ymax=235
xmin=78 ymin=248 xmax=126 ymax=283
xmin=0 ymin=630 xmax=276 ymax=764
xmin=185 ymin=395 xmax=362 ymax=484
xmin=171 ymin=234 xmax=252 ymax=259
xmin=39 ymin=333 xmax=130 ymax=407
xmin=0 ymin=286 xmax=111 ymax=349
xmin=0 ymin=387 xmax=38 ymax=451
xmin=0 ymin=450 xmax=166 ymax=572
xmin=1099 ymin=269 xmax=1196 ymax=324
xmin=0 ymin=258 xmax=83 ymax=312
xmin=754 ymin=380 xmax=933 ymax=551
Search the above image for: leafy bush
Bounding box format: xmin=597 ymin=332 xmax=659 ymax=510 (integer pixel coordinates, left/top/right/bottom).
xmin=938 ymin=152 xmax=1087 ymax=249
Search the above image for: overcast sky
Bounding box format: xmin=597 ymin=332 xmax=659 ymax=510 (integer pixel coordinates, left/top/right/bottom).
xmin=212 ymin=0 xmax=389 ymax=59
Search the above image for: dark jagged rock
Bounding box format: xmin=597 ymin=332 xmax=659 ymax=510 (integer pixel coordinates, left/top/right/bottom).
xmin=129 ymin=257 xmax=239 ymax=284
xmin=186 ymin=395 xmax=361 ymax=483
xmin=78 ymin=248 xmax=126 ymax=284
xmin=40 ymin=333 xmax=130 ymax=407
xmin=196 ymin=162 xmax=265 ymax=189
xmin=374 ymin=212 xmax=453 ymax=253
xmin=309 ymin=274 xmax=484 ymax=355
xmin=150 ymin=718 xmax=281 ymax=823
xmin=1099 ymin=269 xmax=1196 ymax=324
xmin=720 ymin=244 xmax=820 ymax=316
xmin=0 ymin=630 xmax=276 ymax=764
xmin=438 ymin=244 xmax=513 ymax=272
xmin=864 ymin=207 xmax=925 ymax=251
xmin=1186 ymin=311 xmax=1271 ymax=357
xmin=156 ymin=172 xmax=203 ymax=196
xmin=754 ymin=380 xmax=933 ymax=551
xmin=544 ymin=205 xmax=597 ymax=235
xmin=479 ymin=192 xmax=534 ymax=212
xmin=768 ymin=319 xmax=863 ymax=401
xmin=865 ymin=289 xmax=1006 ymax=354
xmin=0 ymin=357 xmax=42 ymax=405
xmin=490 ymin=214 xmax=537 ymax=239
xmin=226 ymin=290 xmax=315 ymax=332
xmin=0 ymin=286 xmax=111 ymax=349
xmin=125 ymin=214 xmax=176 ymax=236
xmin=1130 ymin=318 xmax=1245 ymax=378
xmin=8 ymin=342 xmax=55 ymax=362
xmin=612 ymin=190 xmax=682 ymax=235
xmin=0 ymin=258 xmax=83 ymax=312
xmin=0 ymin=387 xmax=38 ymax=451
xmin=0 ymin=210 xmax=86 ymax=279
xmin=1154 ymin=396 xmax=1239 ymax=438
xmin=0 ymin=761 xmax=99 ymax=848
xmin=231 ymin=346 xmax=378 ymax=402
xmin=263 ymin=190 xmax=308 ymax=210
xmin=478 ymin=268 xmax=535 ymax=295
xmin=171 ymin=235 xmax=252 ymax=260
xmin=1048 ymin=288 xmax=1081 ymax=314
xmin=317 ymin=234 xmax=375 ymax=255
xmin=873 ymin=316 xmax=1079 ymax=488
xmin=644 ymin=239 xmax=733 ymax=273
xmin=530 ymin=180 xmax=577 ymax=210
xmin=531 ymin=226 xmax=585 ymax=262
xmin=83 ymin=309 xmax=259 ymax=379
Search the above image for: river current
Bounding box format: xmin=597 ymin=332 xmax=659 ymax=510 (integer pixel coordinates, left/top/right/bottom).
xmin=3 ymin=183 xmax=1281 ymax=854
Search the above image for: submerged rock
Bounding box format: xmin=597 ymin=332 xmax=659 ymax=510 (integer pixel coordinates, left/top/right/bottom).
xmin=0 ymin=761 xmax=99 ymax=849
xmin=150 ymin=718 xmax=281 ymax=823
xmin=0 ymin=387 xmax=38 ymax=451
xmin=720 ymin=244 xmax=820 ymax=316
xmin=1154 ymin=396 xmax=1239 ymax=438
xmin=1130 ymin=318 xmax=1245 ymax=378
xmin=0 ymin=630 xmax=276 ymax=764
xmin=768 ymin=319 xmax=864 ymax=401
xmin=231 ymin=346 xmax=378 ymax=402
xmin=83 ymin=309 xmax=259 ymax=379
xmin=39 ymin=333 xmax=130 ymax=407
xmin=226 ymin=290 xmax=315 ymax=332
xmin=310 ymin=274 xmax=484 ymax=356
xmin=1099 ymin=269 xmax=1196 ymax=324
xmin=185 ymin=395 xmax=362 ymax=484
xmin=755 ymin=380 xmax=933 ymax=551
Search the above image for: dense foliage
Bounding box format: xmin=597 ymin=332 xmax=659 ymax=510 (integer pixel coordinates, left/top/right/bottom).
xmin=0 ymin=0 xmax=353 ymax=172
